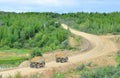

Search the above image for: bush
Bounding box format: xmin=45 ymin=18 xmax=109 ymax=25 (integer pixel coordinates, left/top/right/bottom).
xmin=0 ymin=45 xmax=10 ymax=50
xmin=13 ymin=42 xmax=22 ymax=49
xmin=86 ymin=62 xmax=92 ymax=67
xmin=80 ymin=66 xmax=120 ymax=78
xmin=76 ymin=64 xmax=86 ymax=71
xmin=30 ymin=47 xmax=42 ymax=58
xmin=61 ymin=39 xmax=69 ymax=48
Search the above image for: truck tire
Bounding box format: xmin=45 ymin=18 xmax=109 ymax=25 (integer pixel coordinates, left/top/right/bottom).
xmin=42 ymin=62 xmax=45 ymax=67
xmin=65 ymin=57 xmax=68 ymax=62
xmin=30 ymin=63 xmax=33 ymax=68
xmin=56 ymin=58 xmax=60 ymax=62
xmin=61 ymin=58 xmax=65 ymax=63
xmin=30 ymin=63 xmax=36 ymax=68
xmin=36 ymin=64 xmax=40 ymax=68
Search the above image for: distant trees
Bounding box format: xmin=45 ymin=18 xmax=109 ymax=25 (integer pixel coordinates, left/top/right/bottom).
xmin=60 ymin=12 xmax=120 ymax=35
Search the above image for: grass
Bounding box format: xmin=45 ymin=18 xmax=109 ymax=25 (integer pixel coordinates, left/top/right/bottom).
xmin=52 ymin=72 xmax=65 ymax=78
xmin=7 ymin=72 xmax=41 ymax=78
xmin=0 ymin=56 xmax=29 ymax=67
xmin=0 ymin=75 xmax=2 ymax=78
xmin=68 ymin=33 xmax=81 ymax=50
xmin=62 ymin=51 xmax=120 ymax=78
xmin=80 ymin=66 xmax=120 ymax=78
xmin=0 ymin=48 xmax=31 ymax=55
xmin=6 ymin=61 xmax=120 ymax=78
xmin=115 ymin=36 xmax=120 ymax=43
xmin=6 ymin=72 xmax=65 ymax=78
xmin=73 ymin=35 xmax=81 ymax=47
xmin=116 ymin=51 xmax=120 ymax=63
xmin=59 ymin=63 xmax=120 ymax=78
xmin=0 ymin=56 xmax=28 ymax=64
xmin=7 ymin=72 xmax=64 ymax=78
xmin=0 ymin=48 xmax=30 ymax=67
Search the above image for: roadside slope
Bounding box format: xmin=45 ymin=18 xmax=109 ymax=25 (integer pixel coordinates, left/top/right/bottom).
xmin=0 ymin=24 xmax=118 ymax=77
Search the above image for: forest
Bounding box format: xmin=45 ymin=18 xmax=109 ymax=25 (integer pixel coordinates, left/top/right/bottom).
xmin=0 ymin=12 xmax=69 ymax=53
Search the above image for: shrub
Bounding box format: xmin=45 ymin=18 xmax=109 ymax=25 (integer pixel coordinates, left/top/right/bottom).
xmin=80 ymin=66 xmax=120 ymax=78
xmin=86 ymin=62 xmax=92 ymax=67
xmin=13 ymin=42 xmax=22 ymax=49
xmin=0 ymin=45 xmax=10 ymax=50
xmin=30 ymin=47 xmax=42 ymax=58
xmin=76 ymin=64 xmax=86 ymax=71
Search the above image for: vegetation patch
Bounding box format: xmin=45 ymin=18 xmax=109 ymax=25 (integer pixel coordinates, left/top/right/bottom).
xmin=6 ymin=72 xmax=65 ymax=78
xmin=60 ymin=12 xmax=120 ymax=35
xmin=30 ymin=47 xmax=42 ymax=58
xmin=0 ymin=49 xmax=30 ymax=55
xmin=116 ymin=51 xmax=120 ymax=63
xmin=52 ymin=72 xmax=65 ymax=78
xmin=7 ymin=72 xmax=41 ymax=78
xmin=6 ymin=63 xmax=120 ymax=78
xmin=80 ymin=66 xmax=120 ymax=78
xmin=115 ymin=36 xmax=120 ymax=43
xmin=57 ymin=63 xmax=120 ymax=78
xmin=0 ymin=56 xmax=28 ymax=67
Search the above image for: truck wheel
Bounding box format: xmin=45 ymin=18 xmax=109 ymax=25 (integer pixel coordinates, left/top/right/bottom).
xmin=42 ymin=62 xmax=45 ymax=67
xmin=30 ymin=63 xmax=33 ymax=68
xmin=32 ymin=63 xmax=36 ymax=68
xmin=56 ymin=58 xmax=59 ymax=62
xmin=61 ymin=58 xmax=65 ymax=63
xmin=65 ymin=57 xmax=68 ymax=62
xmin=36 ymin=64 xmax=40 ymax=68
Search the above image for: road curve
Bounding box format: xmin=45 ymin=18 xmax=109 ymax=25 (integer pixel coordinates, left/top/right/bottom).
xmin=0 ymin=24 xmax=118 ymax=77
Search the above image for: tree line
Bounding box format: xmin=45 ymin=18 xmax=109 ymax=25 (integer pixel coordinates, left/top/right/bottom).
xmin=60 ymin=12 xmax=120 ymax=35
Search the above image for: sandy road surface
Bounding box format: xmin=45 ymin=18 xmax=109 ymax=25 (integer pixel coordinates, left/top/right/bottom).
xmin=0 ymin=24 xmax=118 ymax=77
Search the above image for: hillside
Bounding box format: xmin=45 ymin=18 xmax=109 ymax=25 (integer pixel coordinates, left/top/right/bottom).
xmin=60 ymin=12 xmax=120 ymax=35
xmin=0 ymin=12 xmax=69 ymax=51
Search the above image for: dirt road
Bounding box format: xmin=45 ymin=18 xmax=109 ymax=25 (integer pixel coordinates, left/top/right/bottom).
xmin=0 ymin=24 xmax=118 ymax=77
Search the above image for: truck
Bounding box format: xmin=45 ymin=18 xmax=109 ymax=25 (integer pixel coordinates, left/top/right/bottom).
xmin=55 ymin=52 xmax=68 ymax=63
xmin=30 ymin=56 xmax=45 ymax=68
